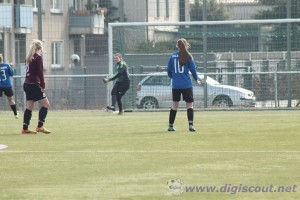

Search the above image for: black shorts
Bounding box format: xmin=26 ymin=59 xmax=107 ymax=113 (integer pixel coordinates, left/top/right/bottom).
xmin=23 ymin=83 xmax=46 ymax=102
xmin=172 ymin=88 xmax=194 ymax=103
xmin=0 ymin=87 xmax=14 ymax=97
xmin=111 ymin=81 xmax=130 ymax=96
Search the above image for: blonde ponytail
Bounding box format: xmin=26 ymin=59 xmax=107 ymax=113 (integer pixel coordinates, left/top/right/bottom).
xmin=25 ymin=40 xmax=43 ymax=65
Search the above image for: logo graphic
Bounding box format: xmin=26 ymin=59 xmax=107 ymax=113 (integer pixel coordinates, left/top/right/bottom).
xmin=166 ymin=179 xmax=184 ymax=195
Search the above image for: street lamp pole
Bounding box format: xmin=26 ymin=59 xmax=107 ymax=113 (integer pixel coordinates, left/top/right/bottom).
xmin=287 ymin=0 xmax=292 ymax=107
xmin=37 ymin=0 xmax=43 ymax=40
xmin=10 ymin=0 xmax=15 ymax=65
xmin=203 ymin=0 xmax=208 ymax=108
xmin=146 ymin=0 xmax=149 ymax=41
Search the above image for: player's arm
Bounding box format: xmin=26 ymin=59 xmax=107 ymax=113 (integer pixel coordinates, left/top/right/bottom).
xmin=189 ymin=59 xmax=202 ymax=86
xmin=189 ymin=59 xmax=198 ymax=81
xmin=103 ymin=63 xmax=125 ymax=83
xmin=110 ymin=63 xmax=126 ymax=81
xmin=8 ymin=64 xmax=14 ymax=76
xmin=36 ymin=56 xmax=45 ymax=89
xmin=167 ymin=57 xmax=173 ymax=79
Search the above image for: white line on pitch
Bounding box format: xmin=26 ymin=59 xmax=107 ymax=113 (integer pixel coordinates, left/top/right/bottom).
xmin=0 ymin=150 xmax=300 ymax=153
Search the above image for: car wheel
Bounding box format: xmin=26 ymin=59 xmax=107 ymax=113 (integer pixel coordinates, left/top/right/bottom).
xmin=212 ymin=95 xmax=233 ymax=107
xmin=141 ymin=97 xmax=158 ymax=109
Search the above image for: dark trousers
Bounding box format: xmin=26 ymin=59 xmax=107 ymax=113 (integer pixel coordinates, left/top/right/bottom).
xmin=111 ymin=81 xmax=130 ymax=112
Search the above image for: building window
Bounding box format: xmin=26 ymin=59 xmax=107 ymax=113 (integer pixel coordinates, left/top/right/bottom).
xmin=32 ymin=0 xmax=44 ymax=12
xmin=14 ymin=0 xmax=25 ymax=4
xmin=155 ymin=0 xmax=160 ymax=18
xmin=50 ymin=0 xmax=62 ymax=13
xmin=32 ymin=0 xmax=37 ymax=11
xmin=165 ymin=0 xmax=169 ymax=18
xmin=179 ymin=0 xmax=185 ymax=22
xmin=51 ymin=41 xmax=63 ymax=68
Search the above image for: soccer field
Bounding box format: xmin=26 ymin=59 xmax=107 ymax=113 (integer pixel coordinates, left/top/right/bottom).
xmin=0 ymin=110 xmax=299 ymax=200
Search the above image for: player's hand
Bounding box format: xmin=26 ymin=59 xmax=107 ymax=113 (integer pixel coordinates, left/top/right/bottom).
xmin=196 ymin=80 xmax=202 ymax=86
xmin=103 ymin=78 xmax=109 ymax=84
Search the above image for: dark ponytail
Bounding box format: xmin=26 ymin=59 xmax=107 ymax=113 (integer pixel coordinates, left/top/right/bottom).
xmin=177 ymin=38 xmax=192 ymax=66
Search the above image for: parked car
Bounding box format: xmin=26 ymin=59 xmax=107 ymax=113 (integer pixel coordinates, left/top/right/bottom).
xmin=136 ymin=72 xmax=256 ymax=109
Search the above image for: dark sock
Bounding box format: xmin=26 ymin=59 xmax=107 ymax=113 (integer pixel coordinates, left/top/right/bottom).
xmin=38 ymin=107 xmax=48 ymax=128
xmin=187 ymin=108 xmax=194 ymax=126
xmin=117 ymin=102 xmax=122 ymax=112
xmin=117 ymin=95 xmax=122 ymax=112
xmin=169 ymin=109 xmax=177 ymax=126
xmin=10 ymin=104 xmax=18 ymax=115
xmin=111 ymin=95 xmax=116 ymax=107
xmin=23 ymin=109 xmax=32 ymax=130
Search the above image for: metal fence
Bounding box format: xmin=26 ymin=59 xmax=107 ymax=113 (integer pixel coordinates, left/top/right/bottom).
xmin=1 ymin=70 xmax=300 ymax=112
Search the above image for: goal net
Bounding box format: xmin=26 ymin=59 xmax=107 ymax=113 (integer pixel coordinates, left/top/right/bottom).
xmin=108 ymin=19 xmax=300 ymax=110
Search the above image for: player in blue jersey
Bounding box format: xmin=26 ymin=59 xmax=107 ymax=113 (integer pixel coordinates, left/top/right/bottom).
xmin=103 ymin=53 xmax=130 ymax=115
xmin=0 ymin=54 xmax=19 ymax=119
xmin=167 ymin=38 xmax=201 ymax=132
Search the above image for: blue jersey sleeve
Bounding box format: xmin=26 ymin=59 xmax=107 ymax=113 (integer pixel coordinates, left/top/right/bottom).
xmin=188 ymin=59 xmax=198 ymax=81
xmin=8 ymin=65 xmax=14 ymax=76
xmin=167 ymin=56 xmax=173 ymax=79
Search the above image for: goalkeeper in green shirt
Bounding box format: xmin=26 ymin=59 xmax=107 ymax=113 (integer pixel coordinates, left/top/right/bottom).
xmin=103 ymin=53 xmax=130 ymax=115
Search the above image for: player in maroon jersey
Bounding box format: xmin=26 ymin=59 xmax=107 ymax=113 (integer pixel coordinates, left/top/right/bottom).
xmin=22 ymin=40 xmax=51 ymax=134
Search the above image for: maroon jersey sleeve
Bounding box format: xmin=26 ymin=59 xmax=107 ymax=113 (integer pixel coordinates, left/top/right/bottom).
xmin=35 ymin=55 xmax=45 ymax=89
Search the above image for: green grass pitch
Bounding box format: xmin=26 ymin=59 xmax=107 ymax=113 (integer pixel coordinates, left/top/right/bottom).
xmin=0 ymin=110 xmax=299 ymax=200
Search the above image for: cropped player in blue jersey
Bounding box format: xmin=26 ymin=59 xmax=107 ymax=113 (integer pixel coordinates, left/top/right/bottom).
xmin=0 ymin=54 xmax=19 ymax=119
xmin=103 ymin=53 xmax=130 ymax=115
xmin=167 ymin=38 xmax=201 ymax=132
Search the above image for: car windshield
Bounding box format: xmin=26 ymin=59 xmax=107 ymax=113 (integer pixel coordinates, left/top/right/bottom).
xmin=143 ymin=75 xmax=170 ymax=86
xmin=141 ymin=73 xmax=220 ymax=86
